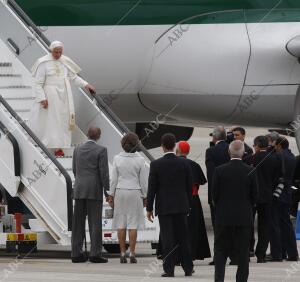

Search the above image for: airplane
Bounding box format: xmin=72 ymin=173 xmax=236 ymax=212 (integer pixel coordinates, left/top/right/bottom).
xmin=14 ymin=0 xmax=300 ymax=150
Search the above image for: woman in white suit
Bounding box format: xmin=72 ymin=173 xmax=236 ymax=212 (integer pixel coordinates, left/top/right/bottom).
xmin=108 ymin=132 xmax=148 ymax=263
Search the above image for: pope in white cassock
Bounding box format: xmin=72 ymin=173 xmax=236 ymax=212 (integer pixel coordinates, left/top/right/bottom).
xmin=30 ymin=41 xmax=95 ymax=156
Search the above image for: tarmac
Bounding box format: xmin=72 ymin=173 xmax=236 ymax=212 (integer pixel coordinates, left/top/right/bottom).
xmin=0 ymin=241 xmax=299 ymax=282
xmin=0 ymin=127 xmax=298 ymax=282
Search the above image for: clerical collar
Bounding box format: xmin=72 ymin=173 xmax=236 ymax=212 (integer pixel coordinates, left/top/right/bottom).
xmin=231 ymin=158 xmax=242 ymax=160
xmin=164 ymin=151 xmax=175 ymax=155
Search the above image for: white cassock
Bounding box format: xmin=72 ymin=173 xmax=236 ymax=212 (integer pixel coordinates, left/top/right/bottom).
xmin=29 ymin=54 xmax=88 ymax=149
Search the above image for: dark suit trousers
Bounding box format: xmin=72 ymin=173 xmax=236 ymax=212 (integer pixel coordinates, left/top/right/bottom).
xmin=250 ymin=208 xmax=256 ymax=253
xmin=71 ymin=199 xmax=103 ymax=258
xmin=158 ymin=214 xmax=193 ymax=275
xmin=210 ymin=204 xmax=216 ymax=230
xmin=270 ymin=200 xmax=298 ymax=259
xmin=255 ymin=203 xmax=272 ymax=259
xmin=214 ymin=225 xmax=251 ymax=282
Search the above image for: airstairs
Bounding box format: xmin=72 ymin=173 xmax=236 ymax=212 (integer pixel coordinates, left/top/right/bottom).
xmin=0 ymin=0 xmax=155 ymax=246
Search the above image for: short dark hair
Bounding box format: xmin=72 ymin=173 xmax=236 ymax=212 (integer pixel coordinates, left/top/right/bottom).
xmin=121 ymin=132 xmax=139 ymax=153
xmin=232 ymin=127 xmax=246 ymax=136
xmin=254 ymin=136 xmax=268 ymax=148
xmin=275 ymin=136 xmax=289 ymax=149
xmin=161 ymin=133 xmax=176 ymax=150
xmin=87 ymin=127 xmax=101 ymax=141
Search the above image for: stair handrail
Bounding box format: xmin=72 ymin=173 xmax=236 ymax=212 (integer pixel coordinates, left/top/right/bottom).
xmin=7 ymin=0 xmax=155 ymax=162
xmin=0 ymin=120 xmax=21 ymax=176
xmin=7 ymin=0 xmax=50 ymax=49
xmin=0 ymin=95 xmax=73 ymax=231
xmin=91 ymin=93 xmax=155 ymax=161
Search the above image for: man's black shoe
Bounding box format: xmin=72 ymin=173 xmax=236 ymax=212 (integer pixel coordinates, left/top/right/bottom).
xmin=287 ymin=257 xmax=299 ymax=261
xmin=185 ymin=269 xmax=194 ymax=277
xmin=161 ymin=273 xmax=174 ymax=277
xmin=89 ymin=256 xmax=108 ymax=263
xmin=249 ymin=251 xmax=255 ymax=257
xmin=72 ymin=255 xmax=88 ymax=263
xmin=257 ymin=258 xmax=267 ymax=263
xmin=266 ymin=257 xmax=282 ymax=262
xmin=209 ymin=261 xmax=215 ymax=265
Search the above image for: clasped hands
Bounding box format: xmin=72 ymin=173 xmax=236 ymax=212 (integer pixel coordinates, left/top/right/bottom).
xmin=106 ymin=195 xmax=114 ymax=208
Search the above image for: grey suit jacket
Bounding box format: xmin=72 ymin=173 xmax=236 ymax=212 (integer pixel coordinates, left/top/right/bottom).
xmin=73 ymin=140 xmax=110 ymax=201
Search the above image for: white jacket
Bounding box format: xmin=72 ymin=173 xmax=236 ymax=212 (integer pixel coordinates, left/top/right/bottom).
xmin=109 ymin=152 xmax=148 ymax=198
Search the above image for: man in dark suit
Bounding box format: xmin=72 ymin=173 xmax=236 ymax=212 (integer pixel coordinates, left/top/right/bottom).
xmin=270 ymin=137 xmax=299 ymax=261
xmin=233 ymin=127 xmax=255 ymax=256
xmin=147 ymin=133 xmax=193 ymax=277
xmin=205 ymin=126 xmax=230 ymax=228
xmin=71 ymin=127 xmax=109 ymax=263
xmin=232 ymin=127 xmax=253 ymax=159
xmin=291 ymin=155 xmax=300 ymax=217
xmin=266 ymin=131 xmax=280 ymax=153
xmin=212 ymin=140 xmax=258 ymax=282
xmin=247 ymin=136 xmax=280 ymax=263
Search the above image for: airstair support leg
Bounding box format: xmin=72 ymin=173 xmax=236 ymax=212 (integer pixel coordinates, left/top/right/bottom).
xmin=0 ymin=120 xmax=20 ymax=197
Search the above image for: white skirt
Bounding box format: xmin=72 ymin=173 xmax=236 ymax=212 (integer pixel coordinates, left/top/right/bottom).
xmin=112 ymin=189 xmax=145 ymax=230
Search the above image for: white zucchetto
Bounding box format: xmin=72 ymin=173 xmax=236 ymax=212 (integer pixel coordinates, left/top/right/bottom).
xmin=49 ymin=41 xmax=64 ymax=51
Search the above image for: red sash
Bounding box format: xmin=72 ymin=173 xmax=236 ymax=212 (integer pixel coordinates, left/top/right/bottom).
xmin=192 ymin=184 xmax=199 ymax=196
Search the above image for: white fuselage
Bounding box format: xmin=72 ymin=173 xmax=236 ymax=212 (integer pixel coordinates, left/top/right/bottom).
xmin=44 ymin=22 xmax=300 ymax=128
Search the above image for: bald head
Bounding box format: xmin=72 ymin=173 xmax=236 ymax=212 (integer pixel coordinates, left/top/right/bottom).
xmin=87 ymin=127 xmax=101 ymax=141
xmin=229 ymin=140 xmax=245 ymax=158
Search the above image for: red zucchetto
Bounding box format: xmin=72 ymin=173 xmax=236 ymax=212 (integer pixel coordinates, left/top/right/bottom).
xmin=178 ymin=141 xmax=190 ymax=155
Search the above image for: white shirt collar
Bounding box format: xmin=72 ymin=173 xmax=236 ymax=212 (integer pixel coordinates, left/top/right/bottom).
xmin=231 ymin=158 xmax=242 ymax=160
xmin=164 ymin=151 xmax=175 ymax=155
xmin=216 ymin=140 xmax=225 ymax=145
xmin=87 ymin=139 xmax=97 ymax=144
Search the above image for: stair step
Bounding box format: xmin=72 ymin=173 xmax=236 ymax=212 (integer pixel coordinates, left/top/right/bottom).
xmin=0 ymin=86 xmax=33 ymax=99
xmin=2 ymin=108 xmax=31 ymax=120
xmin=59 ymin=148 xmax=75 ymax=157
xmin=54 ymin=167 xmax=73 ymax=174
xmin=56 ymin=157 xmax=73 ymax=168
xmin=57 ymin=156 xmax=73 ymax=159
xmin=0 ymin=75 xmax=22 ymax=87
xmin=4 ymin=97 xmax=34 ymax=101
xmin=2 ymin=108 xmax=30 ymax=113
xmin=0 ymin=63 xmax=13 ymax=75
xmin=0 ymin=63 xmax=12 ymax=67
xmin=0 ymin=74 xmax=21 ymax=77
xmin=5 ymin=98 xmax=34 ymax=111
xmin=0 ymin=85 xmax=31 ymax=89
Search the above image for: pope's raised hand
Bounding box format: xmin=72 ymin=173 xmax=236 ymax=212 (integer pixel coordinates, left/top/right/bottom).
xmin=40 ymin=100 xmax=48 ymax=109
xmin=85 ymin=84 xmax=96 ymax=96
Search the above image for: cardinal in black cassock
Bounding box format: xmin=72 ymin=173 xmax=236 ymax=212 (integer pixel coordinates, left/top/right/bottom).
xmin=177 ymin=141 xmax=211 ymax=260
